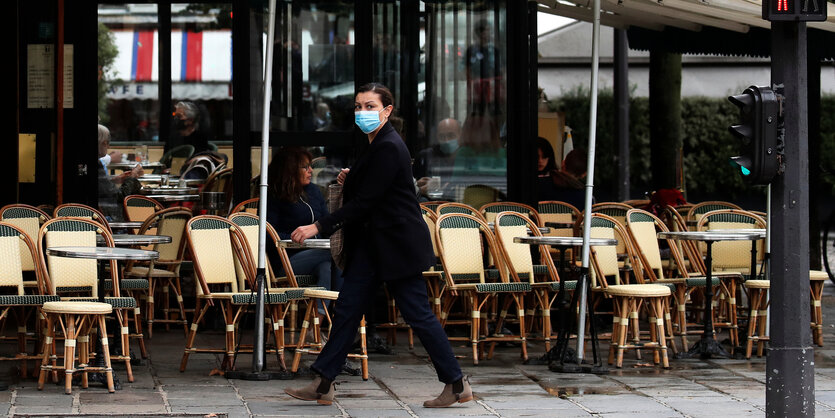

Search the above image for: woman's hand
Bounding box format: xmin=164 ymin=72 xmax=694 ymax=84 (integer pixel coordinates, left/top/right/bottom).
xmin=291 ymin=224 xmax=319 ymax=244
xmin=337 ymin=168 xmax=350 ymax=185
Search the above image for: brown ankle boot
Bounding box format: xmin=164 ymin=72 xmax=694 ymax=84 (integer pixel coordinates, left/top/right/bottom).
xmin=284 ymin=376 xmax=335 ymax=405
xmin=423 ymin=376 xmax=473 ymax=408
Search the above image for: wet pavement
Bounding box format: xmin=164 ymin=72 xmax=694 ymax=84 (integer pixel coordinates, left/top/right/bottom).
xmin=2 ymin=282 xmax=835 ymax=417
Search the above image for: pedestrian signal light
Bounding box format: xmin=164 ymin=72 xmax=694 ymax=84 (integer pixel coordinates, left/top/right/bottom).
xmin=728 ymin=86 xmax=780 ymax=185
xmin=764 ymin=0 xmax=826 ymax=21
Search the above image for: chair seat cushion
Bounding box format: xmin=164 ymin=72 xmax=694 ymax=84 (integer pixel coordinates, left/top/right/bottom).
xmin=63 ymin=297 xmax=137 ymax=309
xmin=605 ymin=284 xmax=671 ymax=297
xmin=744 ymin=280 xmax=770 ymax=289
xmin=43 ymin=301 xmax=112 ymax=314
xmin=303 ymin=289 xmax=339 ymax=300
xmin=475 ymin=282 xmax=532 ymax=293
xmin=0 ymin=295 xmax=61 ymax=306
xmin=124 ymin=267 xmax=177 ymax=278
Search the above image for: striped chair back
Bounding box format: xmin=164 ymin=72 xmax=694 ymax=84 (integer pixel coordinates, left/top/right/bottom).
xmin=436 ymin=213 xmax=506 ymax=285
xmin=687 ymin=201 xmax=742 ymax=226
xmin=1 ymin=204 xmax=50 ymax=274
xmin=231 ymin=198 xmax=260 ymax=215
xmin=436 ymin=202 xmax=485 ymax=221
xmin=0 ymin=222 xmax=39 ymax=295
xmin=186 ymin=216 xmax=251 ymax=296
xmin=54 ymin=203 xmax=111 ymax=233
xmin=481 ymin=202 xmax=541 ymax=225
xmin=626 ymin=209 xmax=689 ymax=282
xmin=493 ymin=211 xmax=559 ymax=285
xmin=38 ymin=217 xmax=118 ymax=298
xmin=697 ymin=209 xmax=765 ymax=275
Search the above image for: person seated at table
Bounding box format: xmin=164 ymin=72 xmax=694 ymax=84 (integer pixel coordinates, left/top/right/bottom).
xmin=98 ymin=124 xmax=143 ymax=221
xmin=549 ymin=148 xmax=589 ymax=210
xmin=266 ymin=146 xmax=343 ymax=324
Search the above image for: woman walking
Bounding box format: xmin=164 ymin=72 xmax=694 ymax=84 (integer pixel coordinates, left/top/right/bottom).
xmin=284 ymin=83 xmax=472 ymax=407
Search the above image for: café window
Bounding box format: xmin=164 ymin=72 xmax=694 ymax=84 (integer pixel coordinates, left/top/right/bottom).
xmin=414 ymin=1 xmax=507 ymax=206
xmin=98 ymin=3 xmax=233 ymax=155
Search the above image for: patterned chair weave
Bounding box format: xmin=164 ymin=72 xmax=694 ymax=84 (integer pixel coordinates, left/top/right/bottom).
xmin=0 ymin=233 xmax=24 ymax=294
xmin=104 ymin=279 xmax=150 ymax=291
xmin=549 ymin=281 xmax=578 ymax=291
xmin=45 ymin=227 xmax=98 ymax=296
xmin=438 ymin=206 xmax=479 ymax=217
xmin=189 ymin=227 xmax=238 ymax=293
xmin=0 ymin=295 xmax=60 ymax=305
xmin=1 ymin=213 xmax=42 ymax=272
xmin=482 ymin=204 xmax=536 ymax=223
xmin=439 ymin=228 xmax=485 ymax=283
xmin=279 ymin=288 xmax=307 ymax=300
xmin=475 ymin=282 xmax=532 ymax=293
xmin=684 ymin=277 xmax=721 ymax=287
xmin=231 ymin=292 xmax=288 ymax=305
xmin=628 ymin=218 xmax=665 ymax=279
xmin=494 ymin=221 xmax=534 ymax=283
xmin=155 ymin=214 xmax=189 ymax=261
xmin=293 ymin=275 xmax=317 ymax=287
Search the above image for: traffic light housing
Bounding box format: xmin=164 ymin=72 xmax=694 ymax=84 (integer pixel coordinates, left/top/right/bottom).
xmin=763 ymin=0 xmax=827 ymax=21
xmin=728 ymin=86 xmax=780 ymax=185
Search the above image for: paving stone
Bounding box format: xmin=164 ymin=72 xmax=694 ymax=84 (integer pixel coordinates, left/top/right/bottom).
xmin=343 ymin=408 xmax=413 ymax=417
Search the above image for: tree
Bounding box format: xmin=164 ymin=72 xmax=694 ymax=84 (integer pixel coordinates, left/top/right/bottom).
xmin=97 ymin=22 xmax=119 ymax=124
xmin=649 ymin=50 xmax=682 ymax=191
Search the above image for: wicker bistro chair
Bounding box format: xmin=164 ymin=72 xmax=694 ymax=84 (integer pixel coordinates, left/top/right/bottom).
xmin=36 ymin=217 xmax=138 ymax=383
xmin=202 ymin=168 xmax=234 ymax=216
xmin=0 ymin=222 xmax=59 ymax=377
xmin=584 ymin=214 xmax=675 ymax=367
xmin=592 ymin=202 xmax=635 ymax=264
xmin=537 ymin=201 xmax=581 ymax=264
xmin=53 ymin=204 xmax=112 ymax=233
xmin=625 ymin=209 xmax=730 ymax=350
xmin=181 ymin=216 xmax=289 ymax=372
xmin=686 ymin=201 xmax=742 ymax=227
xmin=436 ymin=202 xmax=486 ymax=221
xmin=1 ymin=204 xmax=52 ymax=291
xmin=421 ymin=201 xmax=449 ymax=214
xmin=420 ymin=204 xmax=445 ymax=318
xmin=231 ymin=198 xmax=260 ymax=215
xmin=663 ymin=205 xmax=707 ymax=275
xmin=228 ymin=212 xmax=306 ymax=365
xmin=435 ymin=213 xmax=531 ymax=365
xmin=622 ymin=199 xmax=650 ymax=208
xmin=122 ymin=195 xmax=163 ymax=236
xmin=492 ymin=211 xmax=569 ymax=353
xmin=695 ymin=209 xmax=767 ymax=350
xmin=121 ymin=207 xmax=192 ymax=338
xmin=480 ymin=202 xmax=541 ymax=225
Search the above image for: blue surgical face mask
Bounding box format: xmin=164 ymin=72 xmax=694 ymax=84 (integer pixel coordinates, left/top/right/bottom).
xmin=355 ymin=108 xmax=386 ymax=134
xmin=440 ymin=139 xmax=459 ymax=154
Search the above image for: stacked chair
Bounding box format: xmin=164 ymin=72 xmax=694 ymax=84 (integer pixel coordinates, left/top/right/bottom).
xmin=121 ymin=207 xmax=192 ymax=337
xmin=435 ymin=212 xmax=530 ymax=364
xmin=585 ymin=213 xmax=674 ymax=368
xmin=181 ymin=215 xmax=289 ymax=372
xmin=1 ymin=204 xmax=52 ymax=291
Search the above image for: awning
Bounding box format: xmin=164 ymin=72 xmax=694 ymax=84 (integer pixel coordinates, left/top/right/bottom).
xmin=538 ymin=0 xmax=835 ymax=57
xmin=105 ymin=29 xmax=233 ymax=100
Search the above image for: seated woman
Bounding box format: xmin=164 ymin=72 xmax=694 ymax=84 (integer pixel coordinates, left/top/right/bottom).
xmin=266 ymin=146 xmax=342 ymax=323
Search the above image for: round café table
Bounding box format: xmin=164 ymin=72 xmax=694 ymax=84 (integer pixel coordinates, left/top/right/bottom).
xmin=657 ymin=230 xmax=765 ymax=359
xmin=278 ymin=238 xmax=331 ymax=250
xmin=108 ymin=161 xmax=164 ymax=175
xmin=142 ymin=194 xmax=200 ymax=202
xmin=98 ymin=234 xmax=172 ymax=246
xmin=108 ymin=221 xmax=144 ymax=230
xmin=45 ymin=246 xmax=159 ymax=389
xmin=487 ymin=223 xmax=550 ymax=235
xmin=514 ymin=236 xmax=618 ymax=372
xmin=140 ymin=187 xmax=199 ymax=195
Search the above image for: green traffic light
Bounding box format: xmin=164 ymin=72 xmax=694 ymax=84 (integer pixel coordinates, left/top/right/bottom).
xmin=729 ymin=157 xmax=751 ymax=176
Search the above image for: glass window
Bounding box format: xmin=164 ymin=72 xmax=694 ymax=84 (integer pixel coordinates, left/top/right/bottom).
xmin=98 ymin=4 xmax=161 ymax=143
xmin=414 ymin=1 xmax=507 ymax=205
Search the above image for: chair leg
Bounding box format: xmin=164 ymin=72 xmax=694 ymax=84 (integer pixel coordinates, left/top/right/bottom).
xmin=811 ymin=281 xmax=824 ymax=347
xmin=37 ymin=313 xmax=56 ymax=390
xmin=745 ymin=288 xmax=761 ymax=359
xmin=117 ymin=311 xmax=134 ymax=382
xmin=146 ymin=278 xmax=156 ymax=339
xmin=471 ymin=294 xmax=480 ymax=365
xmin=97 ymin=315 xmax=115 ymax=393
xmin=615 ymin=297 xmax=630 ymax=368
xmin=180 ymin=301 xmax=208 ymax=372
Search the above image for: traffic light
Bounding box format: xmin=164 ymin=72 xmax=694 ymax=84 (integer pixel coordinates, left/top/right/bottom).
xmin=728 ymin=86 xmax=780 ymax=185
xmin=763 ymin=0 xmax=826 ymax=21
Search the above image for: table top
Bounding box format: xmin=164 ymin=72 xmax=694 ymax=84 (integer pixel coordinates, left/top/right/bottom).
xmin=140 ymin=186 xmax=199 ymax=195
xmin=278 ymin=239 xmax=331 ymax=249
xmin=108 ymin=221 xmax=144 ymax=229
xmin=110 ymin=234 xmax=172 ymax=246
xmin=109 ymin=161 xmax=165 ymax=170
xmin=138 ymin=175 xmax=204 ymax=185
xmin=143 ymin=194 xmax=200 ymax=202
xmin=46 ymin=246 xmax=159 ymax=261
xmin=657 ymin=230 xmax=765 ymax=242
xmin=513 ymin=236 xmax=618 ymax=247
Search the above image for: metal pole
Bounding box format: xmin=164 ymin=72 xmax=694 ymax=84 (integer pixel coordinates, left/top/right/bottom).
xmin=614 ymin=29 xmax=630 ymax=201
xmin=575 ymin=0 xmax=602 ymax=361
xmin=765 ymin=185 xmax=771 ymax=337
xmin=252 ymin=0 xmax=277 ymax=374
xmin=767 ymin=21 xmax=814 ymax=417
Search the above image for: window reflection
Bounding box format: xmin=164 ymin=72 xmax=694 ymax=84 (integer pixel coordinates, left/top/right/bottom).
xmin=415 ymin=1 xmax=507 ymax=204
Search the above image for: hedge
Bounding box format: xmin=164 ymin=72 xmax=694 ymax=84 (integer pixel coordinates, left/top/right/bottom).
xmin=549 ymin=88 xmax=835 ymax=203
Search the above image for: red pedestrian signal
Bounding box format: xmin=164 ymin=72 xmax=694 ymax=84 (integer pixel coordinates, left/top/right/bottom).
xmin=764 ymin=0 xmax=826 ymax=21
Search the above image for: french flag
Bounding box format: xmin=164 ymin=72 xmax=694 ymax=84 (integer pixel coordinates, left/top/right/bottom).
xmin=114 ymin=29 xmax=232 ymax=83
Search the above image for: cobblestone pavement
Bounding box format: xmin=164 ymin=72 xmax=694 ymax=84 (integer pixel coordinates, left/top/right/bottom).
xmin=2 ymin=281 xmax=835 ymax=417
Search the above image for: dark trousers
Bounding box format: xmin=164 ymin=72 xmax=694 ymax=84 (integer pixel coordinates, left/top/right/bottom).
xmin=311 ymin=247 xmax=463 ymax=384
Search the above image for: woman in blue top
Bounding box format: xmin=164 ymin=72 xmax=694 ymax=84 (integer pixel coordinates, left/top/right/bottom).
xmin=266 ymin=146 xmax=342 ymax=321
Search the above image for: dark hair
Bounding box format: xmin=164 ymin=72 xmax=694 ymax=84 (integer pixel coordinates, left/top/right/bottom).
xmin=563 ymin=149 xmax=587 ymax=177
xmin=268 ymin=146 xmax=313 ymax=203
xmin=536 ymin=137 xmax=557 ymax=173
xmin=357 ymin=82 xmax=394 ymax=108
